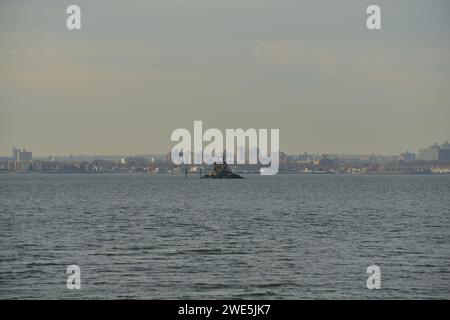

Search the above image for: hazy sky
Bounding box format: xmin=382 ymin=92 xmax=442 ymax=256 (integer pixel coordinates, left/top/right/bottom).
xmin=1 ymin=0 xmax=449 ymax=156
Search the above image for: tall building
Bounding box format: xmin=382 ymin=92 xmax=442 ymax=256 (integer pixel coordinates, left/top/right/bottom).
xmin=417 ymin=143 xmax=440 ymax=161
xmin=439 ymin=149 xmax=450 ymax=163
xmin=12 ymin=146 xmax=19 ymax=160
xmin=417 ymin=142 xmax=450 ymax=162
xmin=19 ymin=150 xmax=32 ymax=161
xmin=11 ymin=146 xmax=32 ymax=161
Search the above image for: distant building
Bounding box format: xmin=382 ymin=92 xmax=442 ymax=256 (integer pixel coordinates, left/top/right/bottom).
xmin=12 ymin=147 xmax=19 ymax=160
xmin=417 ymin=144 xmax=440 ymax=161
xmin=368 ymin=154 xmax=378 ymax=162
xmin=439 ymin=142 xmax=450 ymax=162
xmin=298 ymin=152 xmax=314 ymax=162
xmin=12 ymin=147 xmax=32 ymax=162
xmin=19 ymin=150 xmax=32 ymax=161
xmin=318 ymin=154 xmax=339 ymax=167
xmin=400 ymin=151 xmax=416 ymax=162
xmin=439 ymin=149 xmax=450 ymax=163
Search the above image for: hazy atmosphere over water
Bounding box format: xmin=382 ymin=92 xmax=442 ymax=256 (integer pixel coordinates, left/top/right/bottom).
xmin=1 ymin=0 xmax=450 ymax=155
xmin=1 ymin=1 xmax=450 ymax=304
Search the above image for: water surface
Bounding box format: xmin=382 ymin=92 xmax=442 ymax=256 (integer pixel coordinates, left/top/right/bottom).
xmin=0 ymin=173 xmax=449 ymax=299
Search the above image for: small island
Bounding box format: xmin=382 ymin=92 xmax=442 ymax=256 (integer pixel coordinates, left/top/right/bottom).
xmin=201 ymin=153 xmax=243 ymax=179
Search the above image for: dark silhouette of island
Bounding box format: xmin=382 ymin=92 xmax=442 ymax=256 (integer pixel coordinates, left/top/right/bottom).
xmin=202 ymin=152 xmax=243 ymax=179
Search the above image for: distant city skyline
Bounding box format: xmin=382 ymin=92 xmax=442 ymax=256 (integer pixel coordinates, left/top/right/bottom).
xmin=1 ymin=141 xmax=449 ymax=159
xmin=1 ymin=1 xmax=450 ymax=156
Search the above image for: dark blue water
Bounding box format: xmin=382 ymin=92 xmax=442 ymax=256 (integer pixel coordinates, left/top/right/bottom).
xmin=0 ymin=173 xmax=449 ymax=299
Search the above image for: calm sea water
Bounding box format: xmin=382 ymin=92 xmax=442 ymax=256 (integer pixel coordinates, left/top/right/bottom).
xmin=0 ymin=173 xmax=449 ymax=299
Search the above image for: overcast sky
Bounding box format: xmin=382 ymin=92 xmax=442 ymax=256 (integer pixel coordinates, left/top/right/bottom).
xmin=1 ymin=0 xmax=449 ymax=156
